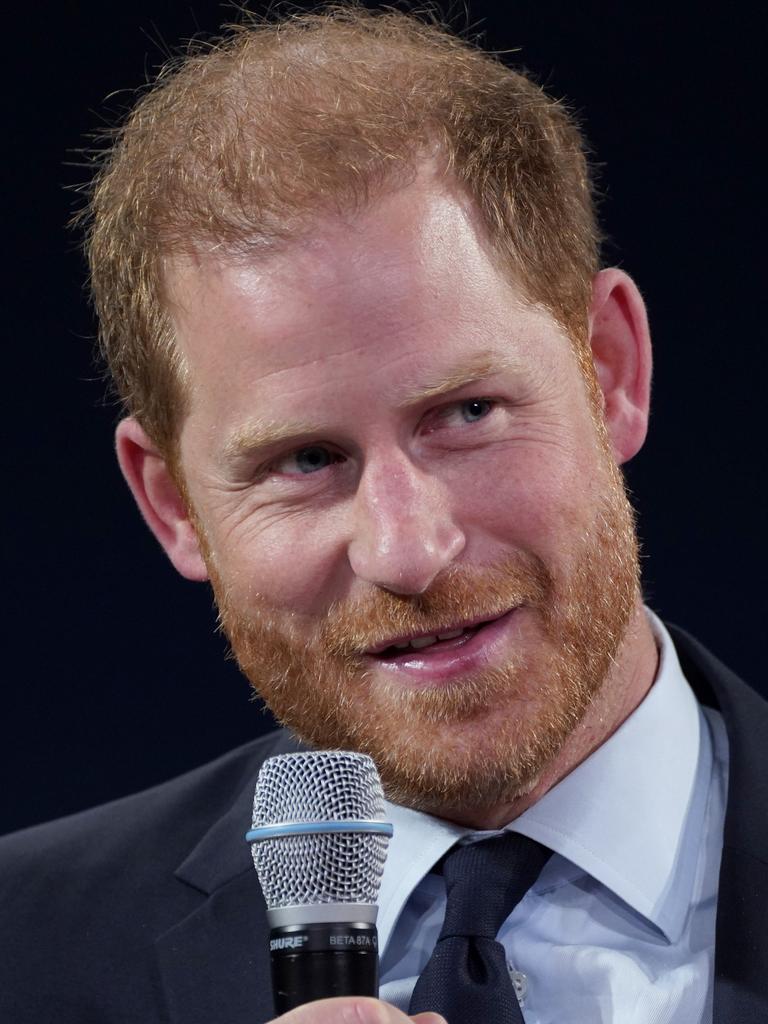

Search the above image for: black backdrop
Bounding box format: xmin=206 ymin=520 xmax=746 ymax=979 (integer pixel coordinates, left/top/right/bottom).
xmin=3 ymin=2 xmax=764 ymax=835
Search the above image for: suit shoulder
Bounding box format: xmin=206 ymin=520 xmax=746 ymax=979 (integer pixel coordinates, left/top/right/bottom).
xmin=0 ymin=728 xmax=287 ymax=882
xmin=0 ymin=730 xmax=292 ymax=1021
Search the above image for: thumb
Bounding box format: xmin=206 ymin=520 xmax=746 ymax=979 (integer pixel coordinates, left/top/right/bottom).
xmin=266 ymin=996 xmax=446 ymax=1022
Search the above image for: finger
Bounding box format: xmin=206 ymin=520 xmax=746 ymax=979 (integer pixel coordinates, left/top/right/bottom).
xmin=267 ymin=995 xmax=444 ymax=1024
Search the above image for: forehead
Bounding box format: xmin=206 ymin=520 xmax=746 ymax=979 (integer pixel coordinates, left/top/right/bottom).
xmin=164 ymin=173 xmax=566 ymax=423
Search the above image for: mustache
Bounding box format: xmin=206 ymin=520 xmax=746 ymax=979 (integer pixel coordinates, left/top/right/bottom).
xmin=320 ymin=555 xmax=551 ymax=659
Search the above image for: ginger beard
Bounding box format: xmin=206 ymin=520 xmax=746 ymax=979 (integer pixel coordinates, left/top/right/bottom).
xmin=202 ymin=450 xmax=640 ymax=818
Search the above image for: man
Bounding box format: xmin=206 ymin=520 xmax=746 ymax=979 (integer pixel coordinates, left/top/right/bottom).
xmin=1 ymin=7 xmax=766 ymax=1023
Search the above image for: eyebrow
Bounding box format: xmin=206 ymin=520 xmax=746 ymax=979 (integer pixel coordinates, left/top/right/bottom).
xmin=222 ymin=417 xmax=321 ymax=462
xmin=221 ymin=350 xmax=521 ymax=461
xmin=395 ymin=350 xmax=523 ymax=407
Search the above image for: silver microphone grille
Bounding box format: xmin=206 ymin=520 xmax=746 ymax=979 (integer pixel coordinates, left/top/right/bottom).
xmin=251 ymin=750 xmax=391 ymax=910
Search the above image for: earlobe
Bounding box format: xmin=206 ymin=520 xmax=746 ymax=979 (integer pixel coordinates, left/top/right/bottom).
xmin=588 ymin=268 xmax=653 ymax=465
xmin=114 ymin=418 xmax=209 ymax=581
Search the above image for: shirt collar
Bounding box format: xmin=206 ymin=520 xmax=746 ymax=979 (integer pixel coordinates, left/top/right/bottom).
xmin=377 ymin=801 xmax=468 ymax=947
xmin=377 ymin=610 xmax=712 ymax=947
xmin=512 ymin=611 xmax=711 ymax=941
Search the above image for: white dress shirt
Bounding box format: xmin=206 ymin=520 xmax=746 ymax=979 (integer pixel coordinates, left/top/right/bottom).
xmin=376 ymin=612 xmax=730 ymax=1023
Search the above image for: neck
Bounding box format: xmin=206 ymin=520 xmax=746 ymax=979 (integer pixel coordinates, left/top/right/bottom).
xmin=444 ymin=601 xmax=659 ymax=830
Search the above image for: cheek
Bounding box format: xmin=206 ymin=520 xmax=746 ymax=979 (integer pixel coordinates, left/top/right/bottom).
xmin=206 ymin=504 xmax=351 ymax=616
xmin=448 ymin=434 xmax=606 ymax=559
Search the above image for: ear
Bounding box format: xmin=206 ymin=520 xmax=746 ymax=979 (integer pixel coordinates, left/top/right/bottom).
xmin=588 ymin=268 xmax=652 ymax=464
xmin=115 ymin=417 xmax=209 ymax=581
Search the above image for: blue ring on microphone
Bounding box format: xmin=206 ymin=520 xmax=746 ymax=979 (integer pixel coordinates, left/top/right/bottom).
xmin=245 ymin=819 xmax=394 ymax=843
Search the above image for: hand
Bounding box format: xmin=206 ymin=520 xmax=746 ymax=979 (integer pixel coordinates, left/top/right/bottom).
xmin=267 ymin=996 xmax=446 ymax=1024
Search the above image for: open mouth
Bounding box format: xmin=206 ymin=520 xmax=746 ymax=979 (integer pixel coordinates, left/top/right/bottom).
xmin=367 ymin=612 xmax=510 ymax=662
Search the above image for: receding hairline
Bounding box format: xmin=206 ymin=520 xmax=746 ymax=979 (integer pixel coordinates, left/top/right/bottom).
xmin=159 ymin=154 xmax=532 ymax=295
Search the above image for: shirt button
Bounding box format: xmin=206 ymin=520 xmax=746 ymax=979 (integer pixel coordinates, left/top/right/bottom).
xmin=508 ymin=965 xmax=527 ymax=1005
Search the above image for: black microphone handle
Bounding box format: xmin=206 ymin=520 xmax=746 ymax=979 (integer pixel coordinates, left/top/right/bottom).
xmin=269 ymin=920 xmax=379 ymax=1015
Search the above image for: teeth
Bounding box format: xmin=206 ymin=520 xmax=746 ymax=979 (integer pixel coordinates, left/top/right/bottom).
xmin=409 ymin=635 xmax=438 ymax=649
xmin=384 ymin=629 xmax=466 ymax=654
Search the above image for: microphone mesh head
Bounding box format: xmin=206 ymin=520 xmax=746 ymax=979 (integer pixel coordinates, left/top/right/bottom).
xmin=251 ymin=750 xmax=390 ymax=909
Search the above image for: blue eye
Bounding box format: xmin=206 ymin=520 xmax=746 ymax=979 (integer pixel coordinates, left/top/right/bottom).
xmin=268 ymin=444 xmax=346 ymax=479
xmin=291 ymin=446 xmax=334 ymax=474
xmin=461 ymin=399 xmax=493 ymax=422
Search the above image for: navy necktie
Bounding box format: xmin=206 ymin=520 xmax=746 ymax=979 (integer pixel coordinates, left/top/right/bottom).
xmin=408 ymin=831 xmax=551 ymax=1024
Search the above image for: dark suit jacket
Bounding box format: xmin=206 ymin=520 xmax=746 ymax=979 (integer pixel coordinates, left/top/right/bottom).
xmin=1 ymin=626 xmax=767 ymax=1023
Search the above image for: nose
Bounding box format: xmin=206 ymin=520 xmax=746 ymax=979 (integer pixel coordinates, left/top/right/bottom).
xmin=347 ymin=452 xmax=466 ymax=595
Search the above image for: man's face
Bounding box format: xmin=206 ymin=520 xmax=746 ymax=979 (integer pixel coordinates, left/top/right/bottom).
xmin=167 ymin=174 xmax=639 ymax=818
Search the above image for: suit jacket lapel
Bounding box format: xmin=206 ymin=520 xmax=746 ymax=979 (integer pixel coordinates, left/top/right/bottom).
xmin=155 ymin=730 xmax=304 ymax=1024
xmin=155 ymin=871 xmax=274 ymax=1024
xmin=669 ymin=626 xmax=768 ymax=1023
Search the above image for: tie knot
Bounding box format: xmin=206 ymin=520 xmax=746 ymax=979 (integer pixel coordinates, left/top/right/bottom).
xmin=439 ymin=831 xmax=551 ymax=940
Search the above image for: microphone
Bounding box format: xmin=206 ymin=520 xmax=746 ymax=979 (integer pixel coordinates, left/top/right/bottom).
xmin=246 ymin=750 xmax=394 ymax=1016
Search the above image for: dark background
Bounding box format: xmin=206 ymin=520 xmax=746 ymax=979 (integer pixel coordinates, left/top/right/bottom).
xmin=3 ymin=2 xmax=764 ymax=835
